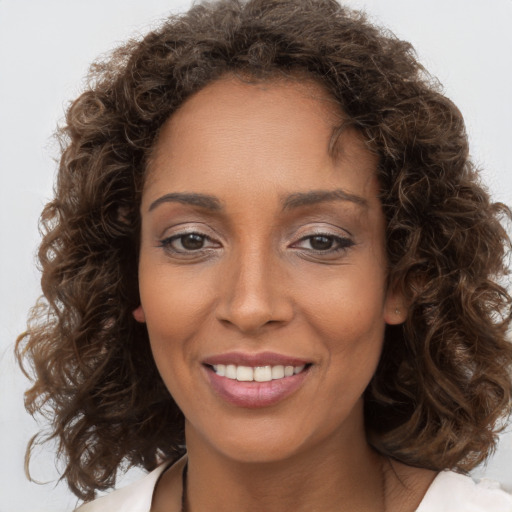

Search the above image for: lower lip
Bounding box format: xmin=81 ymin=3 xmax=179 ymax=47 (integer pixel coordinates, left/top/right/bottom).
xmin=205 ymin=366 xmax=310 ymax=408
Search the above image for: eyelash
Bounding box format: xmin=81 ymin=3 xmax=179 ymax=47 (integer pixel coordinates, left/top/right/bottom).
xmin=158 ymin=231 xmax=355 ymax=257
xmin=291 ymin=233 xmax=355 ymax=253
xmin=159 ymin=232 xmax=220 ymax=254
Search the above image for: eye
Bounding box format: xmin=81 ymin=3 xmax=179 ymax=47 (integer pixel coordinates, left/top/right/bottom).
xmin=292 ymin=234 xmax=354 ymax=253
xmin=307 ymin=235 xmax=337 ymax=251
xmin=178 ymin=233 xmax=207 ymax=250
xmin=159 ymin=232 xmax=220 ymax=253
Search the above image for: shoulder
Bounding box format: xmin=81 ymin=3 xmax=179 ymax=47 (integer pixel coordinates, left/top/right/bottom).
xmin=417 ymin=470 xmax=512 ymax=512
xmin=74 ymin=456 xmax=186 ymax=512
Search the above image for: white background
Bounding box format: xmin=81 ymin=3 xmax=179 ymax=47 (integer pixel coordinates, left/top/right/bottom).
xmin=1 ymin=1 xmax=511 ymax=510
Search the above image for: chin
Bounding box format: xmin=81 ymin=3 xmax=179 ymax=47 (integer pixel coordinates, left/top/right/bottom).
xmin=187 ymin=416 xmax=328 ymax=466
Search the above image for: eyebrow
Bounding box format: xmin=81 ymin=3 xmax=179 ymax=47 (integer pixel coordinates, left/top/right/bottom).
xmin=148 ymin=192 xmax=223 ymax=212
xmin=148 ymin=188 xmax=368 ymax=213
xmin=282 ymin=189 xmax=368 ymax=210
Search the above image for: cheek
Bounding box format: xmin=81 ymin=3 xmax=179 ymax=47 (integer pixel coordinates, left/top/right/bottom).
xmin=297 ymin=262 xmax=388 ymax=386
xmin=299 ymin=264 xmax=388 ymax=344
xmin=140 ymin=263 xmax=215 ymax=339
xmin=137 ymin=266 xmax=214 ymax=387
xmin=142 ymin=290 xmax=203 ymax=416
xmin=308 ymin=292 xmax=385 ymax=343
xmin=314 ymin=299 xmax=386 ymax=390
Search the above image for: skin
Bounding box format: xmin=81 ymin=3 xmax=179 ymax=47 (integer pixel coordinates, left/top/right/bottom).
xmin=134 ymin=77 xmax=435 ymax=511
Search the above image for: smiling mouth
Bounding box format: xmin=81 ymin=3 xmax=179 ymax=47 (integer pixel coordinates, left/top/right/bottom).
xmin=205 ymin=362 xmax=312 ymax=408
xmin=209 ymin=364 xmax=309 ymax=382
xmin=202 ymin=352 xmax=312 ymax=407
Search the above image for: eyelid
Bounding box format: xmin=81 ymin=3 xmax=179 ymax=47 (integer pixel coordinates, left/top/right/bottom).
xmin=156 ymin=220 xmax=222 ymax=239
xmin=157 ymin=222 xmax=224 ymax=255
xmin=289 ymin=222 xmax=353 ymax=241
xmin=292 ymin=219 xmax=352 ymax=234
xmin=287 ymin=223 xmax=356 ymax=256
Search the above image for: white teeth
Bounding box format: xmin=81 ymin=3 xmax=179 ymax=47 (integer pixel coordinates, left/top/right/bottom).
xmin=284 ymin=366 xmax=294 ymax=377
xmin=254 ymin=366 xmax=272 ymax=382
xmin=212 ymin=363 xmax=307 ymax=381
xmin=271 ymin=365 xmax=285 ymax=379
xmin=236 ymin=366 xmax=254 ymax=381
xmin=226 ymin=364 xmax=237 ymax=379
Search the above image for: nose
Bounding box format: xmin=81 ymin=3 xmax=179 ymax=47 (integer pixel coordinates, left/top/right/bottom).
xmin=215 ymin=249 xmax=294 ymax=334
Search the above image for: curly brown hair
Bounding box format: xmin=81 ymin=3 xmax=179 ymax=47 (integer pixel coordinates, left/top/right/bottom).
xmin=16 ymin=0 xmax=512 ymax=501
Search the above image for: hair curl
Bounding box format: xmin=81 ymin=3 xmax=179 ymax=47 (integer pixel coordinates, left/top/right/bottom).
xmin=17 ymin=0 xmax=512 ymax=501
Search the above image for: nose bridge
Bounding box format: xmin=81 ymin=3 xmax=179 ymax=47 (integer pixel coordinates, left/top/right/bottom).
xmin=216 ymin=241 xmax=291 ymax=332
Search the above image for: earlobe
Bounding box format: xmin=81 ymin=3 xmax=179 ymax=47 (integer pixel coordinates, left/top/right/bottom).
xmin=132 ymin=305 xmax=146 ymax=323
xmin=385 ymin=304 xmax=407 ymax=325
xmin=384 ymin=291 xmax=408 ymax=325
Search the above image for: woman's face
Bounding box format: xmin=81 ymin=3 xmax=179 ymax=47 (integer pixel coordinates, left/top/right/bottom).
xmin=135 ymin=77 xmax=405 ymax=463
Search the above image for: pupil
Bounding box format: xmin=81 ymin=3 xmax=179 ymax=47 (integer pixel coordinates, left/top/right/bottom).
xmin=182 ymin=234 xmax=204 ymax=250
xmin=311 ymin=236 xmax=333 ymax=250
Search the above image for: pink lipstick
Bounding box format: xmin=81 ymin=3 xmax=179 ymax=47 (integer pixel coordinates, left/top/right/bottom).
xmin=202 ymin=352 xmax=311 ymax=408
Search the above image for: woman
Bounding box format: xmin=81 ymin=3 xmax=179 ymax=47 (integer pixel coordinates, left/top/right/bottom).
xmin=16 ymin=0 xmax=512 ymax=510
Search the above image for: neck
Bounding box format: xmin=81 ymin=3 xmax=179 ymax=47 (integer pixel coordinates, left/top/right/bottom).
xmin=184 ymin=425 xmax=386 ymax=512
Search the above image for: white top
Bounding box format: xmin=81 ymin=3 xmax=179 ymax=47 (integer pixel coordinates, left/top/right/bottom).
xmin=416 ymin=470 xmax=512 ymax=512
xmin=76 ymin=458 xmax=512 ymax=512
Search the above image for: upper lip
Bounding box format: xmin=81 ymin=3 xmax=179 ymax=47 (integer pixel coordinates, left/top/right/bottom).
xmin=203 ymin=351 xmax=310 ymax=367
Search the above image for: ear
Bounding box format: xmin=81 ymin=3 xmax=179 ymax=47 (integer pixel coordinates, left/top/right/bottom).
xmin=383 ymin=288 xmax=408 ymax=325
xmin=132 ymin=305 xmax=146 ymax=323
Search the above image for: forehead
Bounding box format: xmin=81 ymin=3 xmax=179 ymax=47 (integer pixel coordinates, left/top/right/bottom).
xmin=164 ymin=74 xmax=343 ymax=135
xmin=144 ymin=77 xmax=379 ymax=205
